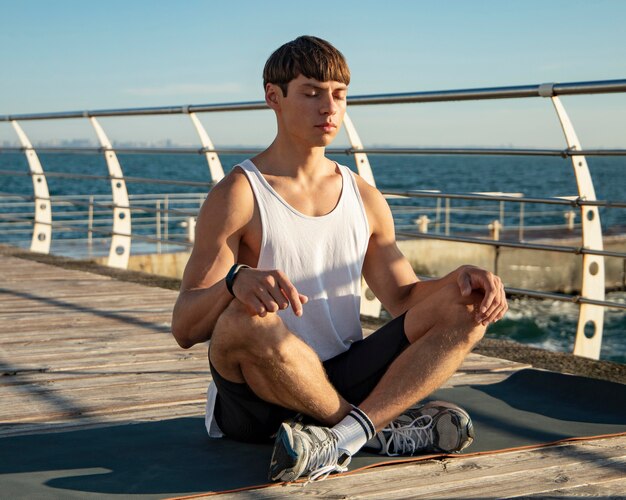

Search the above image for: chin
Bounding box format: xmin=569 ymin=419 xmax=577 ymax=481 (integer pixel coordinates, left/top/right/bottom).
xmin=318 ymin=133 xmax=339 ymax=147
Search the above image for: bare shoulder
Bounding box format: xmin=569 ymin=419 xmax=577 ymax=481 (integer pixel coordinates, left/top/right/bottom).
xmin=351 ymin=171 xmax=393 ymax=234
xmin=181 ymin=166 xmax=255 ymax=290
xmin=196 ymin=166 xmax=254 ymax=234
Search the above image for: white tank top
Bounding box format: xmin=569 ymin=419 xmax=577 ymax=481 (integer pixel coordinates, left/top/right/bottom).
xmin=205 ymin=158 xmax=370 ymax=437
xmin=240 ymin=158 xmax=370 ymax=360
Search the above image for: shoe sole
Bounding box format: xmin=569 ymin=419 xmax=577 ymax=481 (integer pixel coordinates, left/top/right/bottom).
xmin=268 ymin=422 xmax=304 ymax=482
xmin=423 ymin=401 xmax=474 ymax=453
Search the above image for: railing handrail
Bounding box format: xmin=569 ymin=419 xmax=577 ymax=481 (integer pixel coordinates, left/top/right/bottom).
xmin=2 ymin=78 xmax=625 ymax=122
xmin=3 ymin=145 xmax=626 ymax=157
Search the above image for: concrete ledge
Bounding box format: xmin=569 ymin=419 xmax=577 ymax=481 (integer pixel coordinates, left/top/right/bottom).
xmin=399 ymin=236 xmax=626 ymax=293
xmin=79 ymin=235 xmax=626 ymax=294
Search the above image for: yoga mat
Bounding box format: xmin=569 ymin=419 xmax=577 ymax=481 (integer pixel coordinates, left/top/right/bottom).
xmin=1 ymin=369 xmax=625 ymax=499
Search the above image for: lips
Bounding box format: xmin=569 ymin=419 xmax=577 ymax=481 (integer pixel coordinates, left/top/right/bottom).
xmin=316 ymin=123 xmax=336 ymax=132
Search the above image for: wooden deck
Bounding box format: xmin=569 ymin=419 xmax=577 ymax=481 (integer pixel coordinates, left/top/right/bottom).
xmin=1 ymin=254 xmax=625 ymax=498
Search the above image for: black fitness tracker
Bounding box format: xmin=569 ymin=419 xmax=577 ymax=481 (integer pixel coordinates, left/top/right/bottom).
xmin=225 ymin=264 xmax=250 ymax=296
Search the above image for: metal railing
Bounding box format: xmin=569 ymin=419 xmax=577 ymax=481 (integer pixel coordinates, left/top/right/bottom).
xmin=1 ymin=78 xmax=625 ymax=360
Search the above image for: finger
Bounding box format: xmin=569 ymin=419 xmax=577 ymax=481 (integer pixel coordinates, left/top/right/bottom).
xmin=495 ymin=297 xmax=509 ymax=322
xmin=260 ymin=274 xmax=290 ymax=311
xmin=276 ymin=273 xmax=303 ymax=316
xmin=457 ymin=273 xmax=473 ymax=296
xmin=495 ymin=302 xmax=508 ymax=322
xmin=483 ymin=305 xmax=501 ymax=325
xmin=479 ymin=275 xmax=503 ymax=314
xmin=479 ymin=287 xmax=498 ymax=319
xmin=299 ymin=294 xmax=309 ymax=304
xmin=245 ymin=295 xmax=267 ymax=317
xmin=482 ymin=293 xmax=503 ymax=322
xmin=484 ymin=288 xmax=508 ymax=324
xmin=270 ymin=287 xmax=290 ymax=311
xmin=485 ymin=302 xmax=508 ymax=326
xmin=256 ymin=288 xmax=281 ymax=313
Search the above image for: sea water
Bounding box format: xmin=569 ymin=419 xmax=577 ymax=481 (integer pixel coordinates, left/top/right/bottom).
xmin=0 ymin=151 xmax=624 ymax=362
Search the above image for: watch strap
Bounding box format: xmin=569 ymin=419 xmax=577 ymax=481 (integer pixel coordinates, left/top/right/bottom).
xmin=225 ymin=264 xmax=250 ymax=296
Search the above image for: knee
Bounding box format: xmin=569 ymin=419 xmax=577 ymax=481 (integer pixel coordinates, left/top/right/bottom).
xmin=451 ymin=293 xmax=486 ymax=346
xmin=432 ymin=283 xmax=486 ymax=345
xmin=212 ymin=299 xmax=287 ymax=359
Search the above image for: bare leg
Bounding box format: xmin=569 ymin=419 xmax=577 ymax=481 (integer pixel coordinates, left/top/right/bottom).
xmin=360 ymin=283 xmax=486 ymax=430
xmin=212 ymin=282 xmax=484 ymax=432
xmin=209 ymin=299 xmax=352 ymax=426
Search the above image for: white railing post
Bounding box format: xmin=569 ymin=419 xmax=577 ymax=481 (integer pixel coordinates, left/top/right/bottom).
xmin=89 ymin=117 xmax=131 ymax=269
xmin=489 ymin=220 xmax=502 ymax=240
xmin=156 ymin=199 xmax=162 ymax=254
xmin=543 ymin=85 xmax=605 ymax=359
xmin=342 ymin=112 xmax=376 ymax=187
xmin=88 ymin=195 xmax=94 ymax=250
xmin=341 ymin=112 xmax=380 ymax=317
xmin=164 ymin=194 xmax=169 ymax=244
xmin=186 ymin=217 xmax=196 ymax=243
xmin=188 ymin=112 xmax=225 ymax=183
xmin=10 ymin=120 xmax=52 ymax=253
xmin=416 ymin=215 xmax=430 ymax=233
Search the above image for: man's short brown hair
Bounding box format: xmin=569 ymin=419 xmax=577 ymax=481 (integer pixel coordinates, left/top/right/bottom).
xmin=263 ymin=36 xmax=350 ymax=96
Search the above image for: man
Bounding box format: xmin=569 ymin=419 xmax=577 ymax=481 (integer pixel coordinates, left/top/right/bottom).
xmin=171 ymin=36 xmax=508 ymax=483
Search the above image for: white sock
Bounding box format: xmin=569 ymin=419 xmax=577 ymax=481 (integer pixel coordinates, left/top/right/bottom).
xmin=331 ymin=406 xmax=375 ymax=456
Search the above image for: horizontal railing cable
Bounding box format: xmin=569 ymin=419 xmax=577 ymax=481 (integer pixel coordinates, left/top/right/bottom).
xmin=0 ymin=191 xmax=199 ymax=217
xmin=382 ymin=188 xmax=626 ymax=209
xmin=503 ymin=286 xmax=626 ymax=310
xmin=7 ymin=216 xmax=194 ymax=248
xmin=0 ymin=169 xmax=213 ymax=189
xmin=396 ymin=231 xmax=626 ymax=259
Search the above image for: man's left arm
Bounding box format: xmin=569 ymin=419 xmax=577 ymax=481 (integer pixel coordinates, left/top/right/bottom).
xmin=357 ymin=177 xmax=507 ymax=325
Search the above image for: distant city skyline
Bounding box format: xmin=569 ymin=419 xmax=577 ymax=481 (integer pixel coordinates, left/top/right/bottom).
xmin=1 ymin=0 xmax=625 ymax=148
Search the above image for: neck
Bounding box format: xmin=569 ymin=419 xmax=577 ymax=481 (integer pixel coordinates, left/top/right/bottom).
xmin=253 ymin=135 xmax=332 ymax=178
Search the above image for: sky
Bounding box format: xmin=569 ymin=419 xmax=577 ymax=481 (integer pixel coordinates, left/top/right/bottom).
xmin=1 ymin=0 xmax=625 ymax=148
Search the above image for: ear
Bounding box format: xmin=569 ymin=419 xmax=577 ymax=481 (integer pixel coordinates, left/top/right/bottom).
xmin=265 ymin=83 xmax=281 ymax=110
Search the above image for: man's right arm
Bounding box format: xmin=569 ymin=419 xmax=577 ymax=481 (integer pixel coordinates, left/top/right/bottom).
xmin=170 ymin=171 xmax=252 ymax=348
xmin=171 ymin=169 xmax=307 ymax=349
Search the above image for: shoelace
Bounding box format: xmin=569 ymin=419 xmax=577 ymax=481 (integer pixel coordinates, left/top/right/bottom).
xmin=380 ymin=414 xmax=434 ymax=456
xmin=303 ymin=430 xmax=349 ymax=483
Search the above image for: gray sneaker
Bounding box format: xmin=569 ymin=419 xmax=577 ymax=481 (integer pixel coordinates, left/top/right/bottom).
xmin=368 ymin=400 xmax=474 ymax=456
xmin=268 ymin=420 xmax=351 ymax=482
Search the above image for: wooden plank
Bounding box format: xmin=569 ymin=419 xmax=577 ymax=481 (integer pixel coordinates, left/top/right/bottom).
xmin=0 ymin=383 xmax=208 ymax=423
xmin=518 ymin=477 xmax=626 ymax=497
xmin=0 ymin=349 xmax=208 ymax=375
xmin=460 ymin=352 xmax=531 ymax=371
xmin=0 ymin=402 xmax=205 ymax=437
xmin=442 ymin=369 xmax=522 ymax=387
xmin=209 ymin=435 xmax=626 ymax=499
xmin=1 ymin=358 xmax=209 ymax=379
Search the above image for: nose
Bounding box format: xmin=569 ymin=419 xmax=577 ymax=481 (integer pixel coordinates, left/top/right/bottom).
xmin=320 ymin=93 xmax=339 ymax=116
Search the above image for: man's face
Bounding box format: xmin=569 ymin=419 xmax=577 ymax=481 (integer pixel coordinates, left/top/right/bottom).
xmin=269 ymin=74 xmax=348 ymax=148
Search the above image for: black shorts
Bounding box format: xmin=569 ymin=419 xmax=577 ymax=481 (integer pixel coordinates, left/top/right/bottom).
xmin=209 ymin=313 xmax=409 ymax=443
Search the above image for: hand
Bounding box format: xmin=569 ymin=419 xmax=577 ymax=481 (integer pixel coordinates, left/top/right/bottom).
xmin=231 ymin=268 xmax=308 ymax=317
xmin=456 ymin=265 xmax=508 ymax=326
